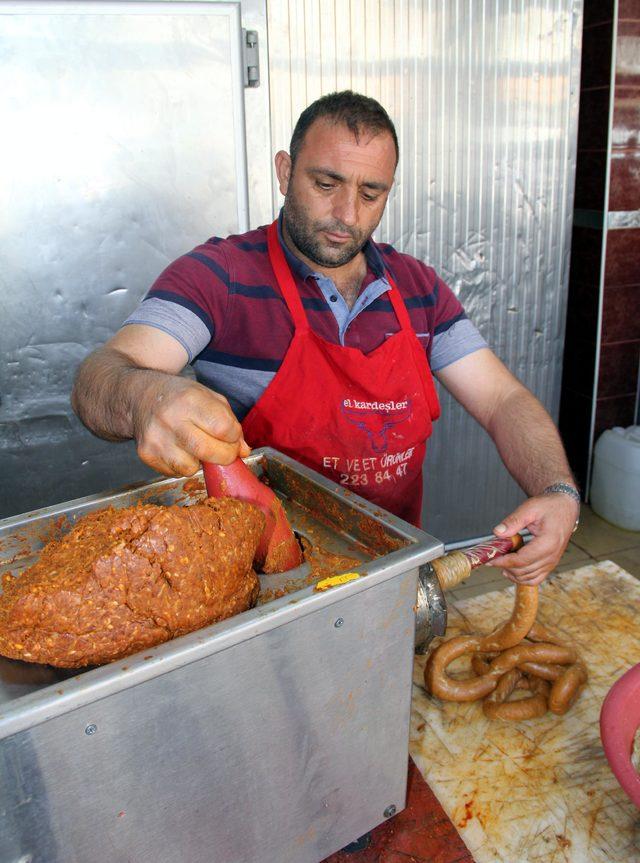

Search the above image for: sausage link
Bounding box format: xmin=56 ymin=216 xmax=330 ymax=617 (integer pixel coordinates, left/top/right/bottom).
xmin=548 ymin=662 xmax=588 ymax=715
xmin=526 ymin=622 xmax=570 ymax=646
xmin=424 ymin=635 xmax=499 ymax=701
xmin=483 ymin=673 xmax=550 ymax=721
xmin=423 ymin=581 xmax=588 ymax=721
xmin=482 ymin=667 xmax=522 ymax=706
xmin=518 ymin=660 xmax=563 ymax=681
xmin=426 ymin=639 xmax=573 ymax=703
xmin=486 ymin=642 xmax=577 ymax=677
xmin=471 ymin=653 xmax=497 ymax=676
xmin=479 ymin=585 xmax=538 ymax=651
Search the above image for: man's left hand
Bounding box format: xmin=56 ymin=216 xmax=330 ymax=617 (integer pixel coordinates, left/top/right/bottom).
xmin=488 ymin=493 xmax=580 ymax=585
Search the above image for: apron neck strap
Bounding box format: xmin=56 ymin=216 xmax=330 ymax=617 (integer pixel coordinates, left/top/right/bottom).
xmin=267 ymin=221 xmax=309 ymax=331
xmin=267 ymin=219 xmax=414 ymax=335
xmin=385 ymin=272 xmax=413 ymax=332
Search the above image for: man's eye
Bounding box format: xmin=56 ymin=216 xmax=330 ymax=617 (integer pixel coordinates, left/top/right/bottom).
xmin=362 ymin=192 xmax=380 ymax=202
xmin=316 ymin=181 xmax=335 ymax=190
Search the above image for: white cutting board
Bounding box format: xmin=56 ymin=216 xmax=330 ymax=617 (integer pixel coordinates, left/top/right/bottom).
xmin=410 ymin=560 xmax=640 ymax=863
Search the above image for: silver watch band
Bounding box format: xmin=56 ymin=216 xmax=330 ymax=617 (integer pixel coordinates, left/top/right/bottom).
xmin=542 ymin=482 xmax=581 ymax=531
xmin=542 ymin=482 xmax=581 ymax=504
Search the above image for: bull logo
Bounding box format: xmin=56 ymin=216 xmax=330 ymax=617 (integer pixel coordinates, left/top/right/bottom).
xmin=341 ymin=398 xmax=412 ymax=453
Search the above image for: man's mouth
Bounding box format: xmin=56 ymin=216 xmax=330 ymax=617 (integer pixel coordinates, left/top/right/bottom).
xmin=323 ymin=230 xmax=353 ymax=244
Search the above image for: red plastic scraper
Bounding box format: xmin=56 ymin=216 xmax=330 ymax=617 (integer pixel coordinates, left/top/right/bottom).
xmin=202 ymin=458 xmax=303 ymax=574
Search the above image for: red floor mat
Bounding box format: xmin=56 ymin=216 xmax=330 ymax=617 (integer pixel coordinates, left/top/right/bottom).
xmin=321 ymin=760 xmax=474 ymax=863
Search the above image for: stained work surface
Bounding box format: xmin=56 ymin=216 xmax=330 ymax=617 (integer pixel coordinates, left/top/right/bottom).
xmin=321 ymin=760 xmax=473 ymax=863
xmin=410 ymin=561 xmax=640 ymax=863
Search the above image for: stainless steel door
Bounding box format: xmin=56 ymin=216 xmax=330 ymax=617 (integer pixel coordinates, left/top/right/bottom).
xmin=0 ymin=0 xmax=250 ymax=516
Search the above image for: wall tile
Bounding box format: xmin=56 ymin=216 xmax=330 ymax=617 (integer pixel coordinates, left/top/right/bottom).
xmin=594 ymin=394 xmax=637 ymax=436
xmin=604 ymin=228 xmax=640 ymax=285
xmin=574 ymin=150 xmax=608 ymax=209
xmin=618 ymin=0 xmax=640 ymax=21
xmin=597 ymin=340 xmax=640 ymax=397
xmin=561 ymin=3 xmax=640 ymax=481
xmin=581 ymin=20 xmax=614 ymax=90
xmin=602 ymin=283 xmax=640 ymax=342
xmin=577 ymin=87 xmax=612 ymax=151
xmin=569 ymin=225 xmax=604 ymax=286
xmin=616 ymin=20 xmax=640 ymax=87
xmin=609 ymin=149 xmax=640 ymax=209
xmin=612 ymin=86 xmax=640 ymax=147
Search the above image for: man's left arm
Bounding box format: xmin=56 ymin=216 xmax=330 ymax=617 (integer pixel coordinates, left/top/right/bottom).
xmin=435 ymin=347 xmax=580 ymax=585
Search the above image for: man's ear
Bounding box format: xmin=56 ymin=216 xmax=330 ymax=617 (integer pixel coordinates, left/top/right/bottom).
xmin=274 ymin=150 xmax=292 ymax=196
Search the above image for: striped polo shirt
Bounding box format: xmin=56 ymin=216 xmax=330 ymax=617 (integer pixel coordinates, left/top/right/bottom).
xmin=123 ymin=213 xmax=486 ymax=421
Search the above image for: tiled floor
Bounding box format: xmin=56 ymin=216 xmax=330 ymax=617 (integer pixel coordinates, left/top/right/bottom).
xmin=320 ymin=506 xmax=640 ymax=863
xmin=448 ymin=504 xmax=640 ymax=604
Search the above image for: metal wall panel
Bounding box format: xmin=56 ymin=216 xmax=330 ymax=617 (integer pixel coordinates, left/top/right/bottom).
xmin=266 ymin=0 xmax=582 ymax=542
xmin=0 ymin=0 xmax=250 ymax=517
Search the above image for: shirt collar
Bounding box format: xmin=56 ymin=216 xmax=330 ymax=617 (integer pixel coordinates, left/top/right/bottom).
xmin=276 ymin=209 xmax=386 ymax=281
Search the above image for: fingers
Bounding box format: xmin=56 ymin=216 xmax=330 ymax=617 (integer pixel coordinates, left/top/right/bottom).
xmin=502 ymin=569 xmax=549 ymax=586
xmin=175 ymin=422 xmax=247 ymax=467
xmin=498 ymin=546 xmax=555 ymax=584
xmin=490 ymin=551 xmax=526 ymax=569
xmin=139 ymin=441 xmax=201 ymax=478
xmin=499 ymin=547 xmax=557 ymax=573
xmin=493 ymin=500 xmax=539 ymax=538
xmin=495 ymin=495 xmax=578 ymax=545
xmin=490 ymin=493 xmax=580 ymax=586
xmin=135 ymin=378 xmax=248 ymax=476
xmin=138 ymin=428 xmax=246 ymax=476
xmin=491 ymin=535 xmax=551 ymax=571
xmin=493 ymin=547 xmax=555 ymax=580
xmin=190 ymin=389 xmax=245 ymax=446
xmin=139 ymin=421 xmax=246 ymax=475
xmin=491 ymin=537 xmax=557 ymax=586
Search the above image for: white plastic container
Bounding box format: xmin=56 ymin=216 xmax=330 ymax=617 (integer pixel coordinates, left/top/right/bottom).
xmin=590 ymin=426 xmax=640 ymax=531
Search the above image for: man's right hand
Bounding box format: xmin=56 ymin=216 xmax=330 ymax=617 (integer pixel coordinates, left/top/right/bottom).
xmin=133 ymin=375 xmax=250 ymax=477
xmin=72 ymin=324 xmax=250 ymax=477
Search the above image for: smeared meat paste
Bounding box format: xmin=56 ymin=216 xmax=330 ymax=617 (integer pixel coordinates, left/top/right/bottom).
xmin=0 ymin=498 xmax=263 ymax=667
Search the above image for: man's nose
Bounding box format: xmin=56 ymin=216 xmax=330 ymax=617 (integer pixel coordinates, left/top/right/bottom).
xmin=332 ymin=188 xmax=358 ymax=228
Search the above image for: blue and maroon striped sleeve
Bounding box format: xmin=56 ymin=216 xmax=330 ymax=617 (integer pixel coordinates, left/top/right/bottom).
xmin=429 ymin=274 xmax=487 ymax=372
xmin=122 ymin=242 xmax=230 ymax=362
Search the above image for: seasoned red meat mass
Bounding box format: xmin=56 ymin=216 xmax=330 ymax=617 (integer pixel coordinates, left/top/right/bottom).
xmin=0 ymin=498 xmax=264 ymax=667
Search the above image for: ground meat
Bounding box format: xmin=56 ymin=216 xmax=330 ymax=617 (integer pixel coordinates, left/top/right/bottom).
xmin=0 ymin=498 xmax=264 ymax=668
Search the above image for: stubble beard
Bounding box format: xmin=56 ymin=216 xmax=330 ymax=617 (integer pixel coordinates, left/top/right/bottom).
xmin=283 ymin=188 xmax=372 ymax=269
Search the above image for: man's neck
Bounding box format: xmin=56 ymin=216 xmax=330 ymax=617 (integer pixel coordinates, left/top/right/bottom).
xmin=281 ymin=221 xmax=367 ymax=308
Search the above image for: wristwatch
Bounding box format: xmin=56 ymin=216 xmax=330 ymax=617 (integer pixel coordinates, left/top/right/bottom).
xmin=542 ymin=482 xmax=581 ymax=532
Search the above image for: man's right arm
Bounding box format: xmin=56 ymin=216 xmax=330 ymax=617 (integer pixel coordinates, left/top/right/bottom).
xmin=72 ymin=324 xmax=249 ymax=476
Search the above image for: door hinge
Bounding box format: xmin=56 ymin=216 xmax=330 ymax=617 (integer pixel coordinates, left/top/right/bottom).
xmin=242 ymin=29 xmax=260 ymax=88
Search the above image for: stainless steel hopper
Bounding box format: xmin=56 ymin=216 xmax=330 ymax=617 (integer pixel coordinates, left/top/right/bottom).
xmin=0 ymin=448 xmax=444 ymax=863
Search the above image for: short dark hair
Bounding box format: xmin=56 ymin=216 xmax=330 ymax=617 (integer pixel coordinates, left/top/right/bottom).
xmin=289 ymin=90 xmax=399 ymax=166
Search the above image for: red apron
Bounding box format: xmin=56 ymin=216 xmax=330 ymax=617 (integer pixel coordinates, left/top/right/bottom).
xmin=241 ymin=221 xmax=441 ymax=527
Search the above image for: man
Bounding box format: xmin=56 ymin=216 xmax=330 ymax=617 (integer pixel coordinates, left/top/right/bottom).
xmin=72 ymin=91 xmax=580 ymax=586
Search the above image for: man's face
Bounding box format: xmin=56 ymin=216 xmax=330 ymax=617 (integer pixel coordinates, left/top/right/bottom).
xmin=275 ymin=118 xmax=397 ymax=268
